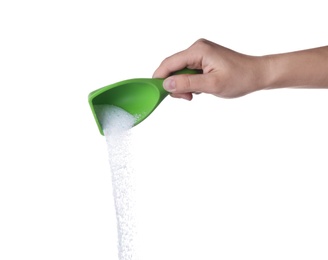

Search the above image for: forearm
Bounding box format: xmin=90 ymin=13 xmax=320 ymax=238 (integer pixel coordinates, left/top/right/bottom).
xmin=261 ymin=46 xmax=328 ymax=90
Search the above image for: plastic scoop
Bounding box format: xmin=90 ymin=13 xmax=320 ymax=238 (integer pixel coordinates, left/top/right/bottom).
xmin=88 ymin=68 xmax=200 ymax=135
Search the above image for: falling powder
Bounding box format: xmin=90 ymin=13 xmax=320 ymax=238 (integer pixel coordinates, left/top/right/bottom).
xmin=95 ymin=105 xmax=138 ymax=260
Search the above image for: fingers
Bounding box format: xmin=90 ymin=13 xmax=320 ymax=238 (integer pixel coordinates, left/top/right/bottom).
xmin=152 ymin=50 xmax=189 ymax=78
xmin=152 ymin=38 xmax=217 ymax=100
xmin=171 ymin=93 xmax=193 ymax=101
xmin=152 ymin=46 xmax=203 ymax=79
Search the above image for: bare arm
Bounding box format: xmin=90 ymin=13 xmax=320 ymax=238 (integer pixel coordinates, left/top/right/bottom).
xmin=264 ymin=46 xmax=328 ymax=89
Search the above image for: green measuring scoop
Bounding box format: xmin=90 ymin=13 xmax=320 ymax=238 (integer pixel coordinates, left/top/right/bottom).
xmin=88 ymin=68 xmax=200 ymax=135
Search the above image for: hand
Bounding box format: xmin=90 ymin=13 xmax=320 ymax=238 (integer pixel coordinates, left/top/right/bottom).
xmin=153 ymin=38 xmax=267 ymax=100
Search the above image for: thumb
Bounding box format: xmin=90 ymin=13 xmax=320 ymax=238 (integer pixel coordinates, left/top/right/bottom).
xmin=163 ymin=73 xmax=210 ymax=94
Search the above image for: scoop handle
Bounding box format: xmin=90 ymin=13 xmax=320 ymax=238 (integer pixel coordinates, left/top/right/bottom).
xmin=171 ymin=68 xmax=202 ymax=75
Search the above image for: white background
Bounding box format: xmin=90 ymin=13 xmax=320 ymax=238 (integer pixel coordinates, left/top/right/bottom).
xmin=1 ymin=0 xmax=328 ymax=259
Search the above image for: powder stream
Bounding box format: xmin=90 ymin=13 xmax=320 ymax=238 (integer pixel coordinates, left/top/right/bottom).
xmin=95 ymin=105 xmax=138 ymax=260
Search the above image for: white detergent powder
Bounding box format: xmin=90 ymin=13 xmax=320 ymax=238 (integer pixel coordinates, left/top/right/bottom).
xmin=95 ymin=105 xmax=137 ymax=260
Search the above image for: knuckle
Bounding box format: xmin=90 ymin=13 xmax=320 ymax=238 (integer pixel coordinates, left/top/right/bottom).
xmin=195 ymin=38 xmax=208 ymax=45
xmin=191 ymin=38 xmax=213 ymax=54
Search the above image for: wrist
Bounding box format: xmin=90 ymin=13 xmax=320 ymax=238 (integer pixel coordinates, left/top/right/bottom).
xmin=248 ymin=55 xmax=274 ymax=93
xmin=256 ymin=55 xmax=278 ymax=91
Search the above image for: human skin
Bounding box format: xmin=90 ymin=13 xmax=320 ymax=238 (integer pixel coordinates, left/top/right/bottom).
xmin=152 ymin=38 xmax=328 ymax=100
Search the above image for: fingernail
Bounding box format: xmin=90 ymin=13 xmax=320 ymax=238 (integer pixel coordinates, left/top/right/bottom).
xmin=163 ymin=78 xmax=176 ymax=92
